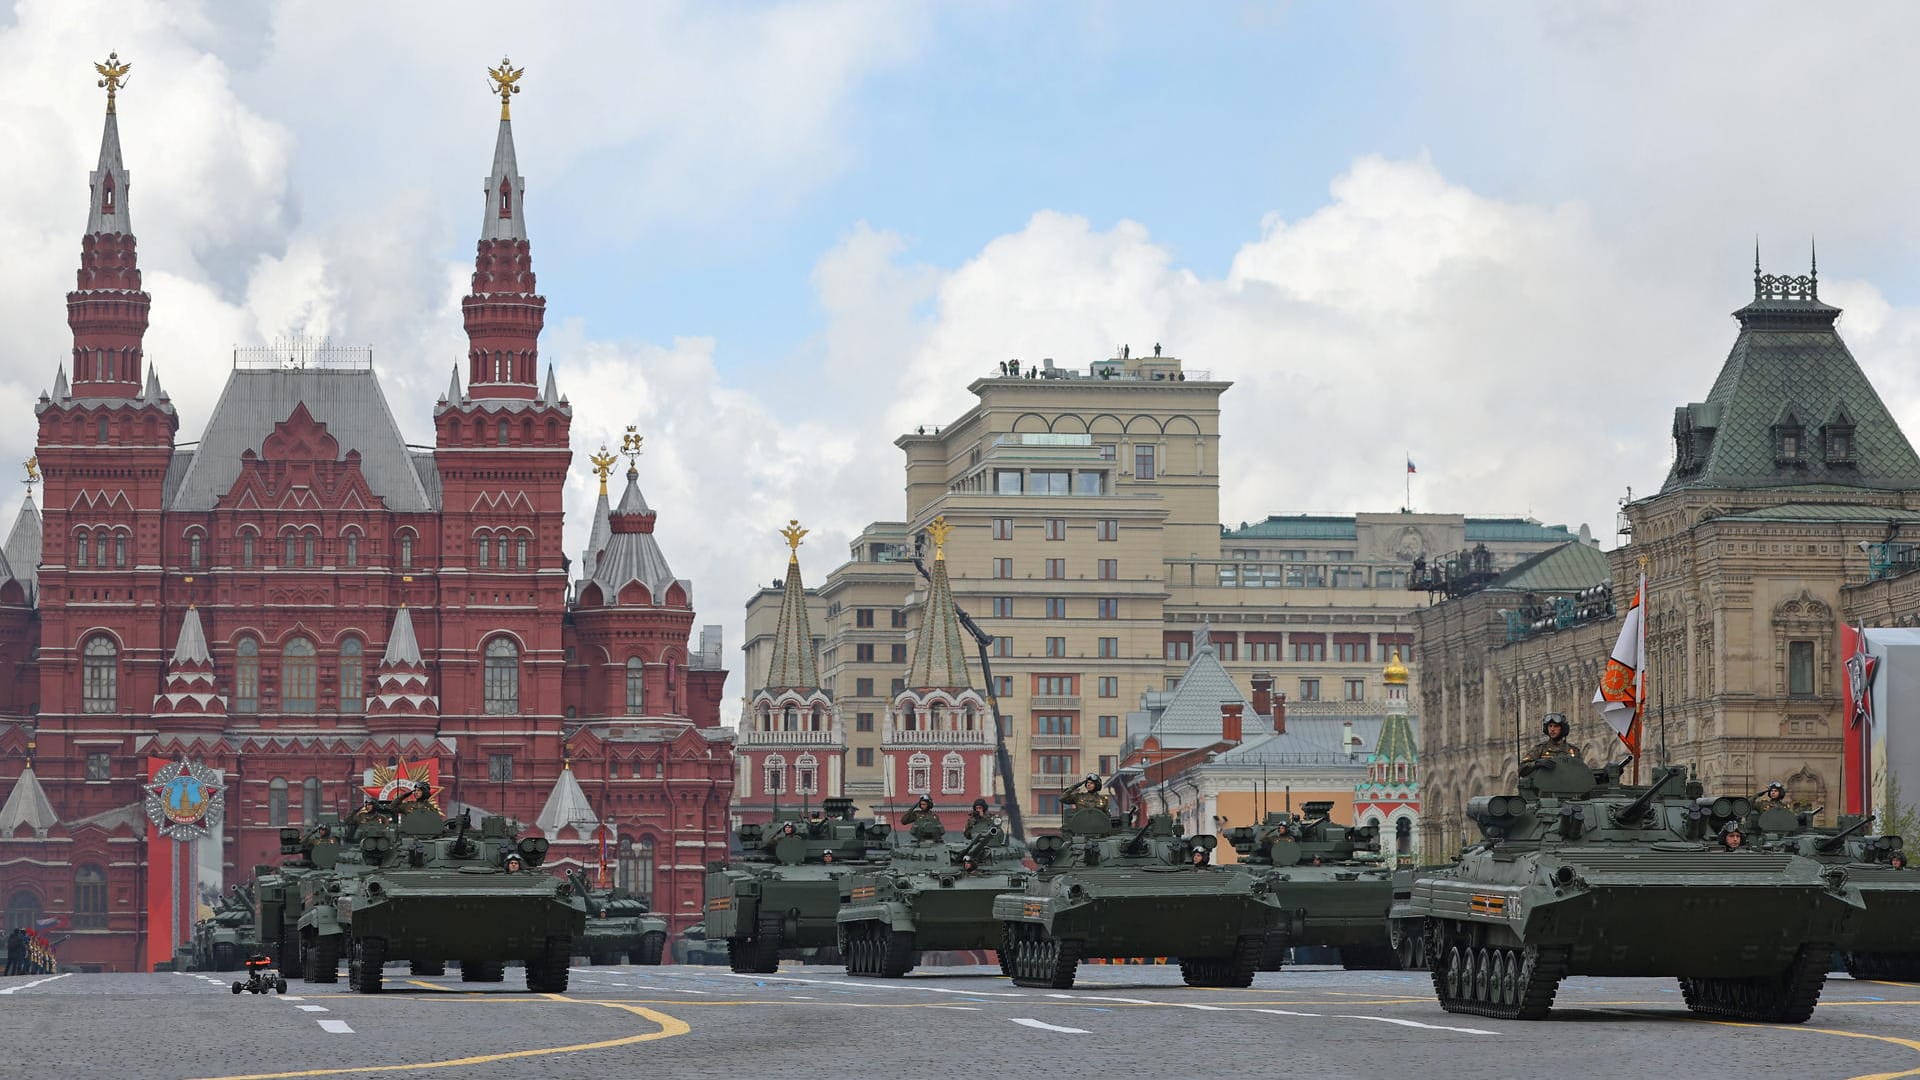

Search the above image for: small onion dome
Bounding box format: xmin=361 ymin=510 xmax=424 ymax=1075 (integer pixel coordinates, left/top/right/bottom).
xmin=1383 ymin=648 xmax=1409 ymax=685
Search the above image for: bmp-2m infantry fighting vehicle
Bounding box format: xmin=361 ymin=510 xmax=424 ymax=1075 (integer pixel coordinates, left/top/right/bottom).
xmin=1403 ymin=754 xmax=1864 ymax=1022
xmin=1741 ymin=792 xmax=1920 ymax=980
xmin=705 ymin=798 xmax=891 ymax=974
xmin=994 ymin=790 xmax=1287 ymax=989
xmin=837 ymin=809 xmax=1029 ymax=977
xmin=568 ymin=870 xmax=670 ymax=965
xmin=299 ymin=791 xmax=587 ymax=993
xmin=191 ymin=884 xmax=258 ymax=971
xmin=1223 ymin=802 xmax=1398 ymax=971
xmin=255 ymin=817 xmax=351 ymax=973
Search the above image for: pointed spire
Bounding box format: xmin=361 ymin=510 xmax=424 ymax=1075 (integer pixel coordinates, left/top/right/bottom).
xmin=465 ymin=58 xmax=543 ymax=400
xmin=51 ymin=365 xmax=68 ymax=401
xmin=444 ymin=364 xmax=462 ymax=403
xmin=69 ymin=55 xmax=149 ymax=400
xmin=762 ymin=521 xmax=821 ymax=691
xmin=1810 ymin=235 xmax=1819 ymax=299
xmin=581 ymin=489 xmax=612 ymax=582
xmin=541 ymin=364 xmax=559 ymax=404
xmin=482 ymin=57 xmax=527 ymax=242
xmin=0 ymin=765 xmax=58 ymax=837
xmin=5 ymin=494 xmax=40 ymax=606
xmin=141 ymin=364 xmax=163 ymax=402
xmin=536 ymin=765 xmax=599 ymax=837
xmin=88 ymin=52 xmax=133 ymax=237
xmin=615 ymin=465 xmax=653 ymax=516
xmin=382 ymin=605 xmax=422 ymax=666
xmin=170 ymin=606 xmax=211 ymax=664
xmin=905 ymin=515 xmax=973 ymax=690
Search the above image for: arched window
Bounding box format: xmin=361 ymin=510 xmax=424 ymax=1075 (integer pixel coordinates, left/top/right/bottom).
xmin=343 ymin=531 xmax=360 ymax=567
xmin=186 ymin=529 xmax=203 ymax=568
xmin=304 ymin=530 xmax=317 ymax=567
xmin=101 ymin=172 xmax=115 ymax=215
xmin=907 ymin=753 xmax=932 ymax=795
xmin=281 ymin=637 xmax=316 ymax=713
xmin=241 ymin=529 xmax=256 ymax=567
xmin=763 ymin=754 xmax=786 ymax=795
xmin=302 ymin=777 xmax=321 ymax=824
xmin=625 ymin=657 xmax=645 ymax=715
xmin=484 ymin=637 xmax=520 ymax=714
xmin=82 ymin=634 xmax=117 ymax=713
xmin=498 ymin=178 xmax=512 ymax=218
xmin=74 ymin=530 xmax=88 ymax=567
xmin=5 ymin=890 xmax=40 ymax=933
xmin=115 ymin=530 xmax=127 ymax=567
xmin=268 ymin=777 xmax=289 ymax=827
xmin=283 ymin=533 xmax=297 ymax=566
xmin=73 ymin=865 xmax=107 ymax=929
xmin=617 ymin=837 xmax=655 ymax=903
xmin=94 ymin=528 xmax=109 ymax=567
xmin=97 ymin=416 xmax=109 ymax=443
xmin=1395 ymin=816 xmax=1412 ymax=855
xmin=783 ymin=704 xmax=798 ymax=731
xmin=338 ymin=637 xmax=364 ymax=714
xmin=941 ymin=752 xmax=964 ymax=794
xmin=476 ymin=534 xmax=491 ymax=569
xmin=497 ymin=420 xmax=510 ymax=446
xmin=234 ymin=637 xmax=260 ymax=713
xmin=398 ymin=532 xmax=414 ymax=568
xmin=516 ymin=536 xmax=529 ymax=568
xmin=795 ymin=753 xmax=818 ymax=795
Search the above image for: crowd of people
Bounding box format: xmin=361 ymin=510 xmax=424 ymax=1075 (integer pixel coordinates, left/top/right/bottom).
xmin=4 ymin=926 xmax=56 ymax=976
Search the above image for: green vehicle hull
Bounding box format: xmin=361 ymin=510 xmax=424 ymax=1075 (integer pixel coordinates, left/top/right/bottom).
xmin=837 ymin=827 xmax=1029 ymax=977
xmin=705 ymin=802 xmax=892 ymax=973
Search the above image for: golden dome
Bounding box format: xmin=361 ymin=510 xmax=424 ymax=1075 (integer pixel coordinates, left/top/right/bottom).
xmin=1383 ymin=648 xmax=1409 ymax=685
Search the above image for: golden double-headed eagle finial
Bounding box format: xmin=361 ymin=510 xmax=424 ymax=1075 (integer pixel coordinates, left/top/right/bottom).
xmin=488 ymin=56 xmax=525 ymax=120
xmin=780 ymin=519 xmax=808 ymax=561
xmin=926 ymin=515 xmax=952 ymax=561
xmin=589 ymin=446 xmax=618 ymax=497
xmin=95 ymin=51 xmax=132 ymax=114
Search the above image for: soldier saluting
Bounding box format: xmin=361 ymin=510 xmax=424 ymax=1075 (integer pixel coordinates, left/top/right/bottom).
xmin=1519 ymin=713 xmax=1584 ymax=777
xmin=900 ymin=795 xmax=937 ymax=826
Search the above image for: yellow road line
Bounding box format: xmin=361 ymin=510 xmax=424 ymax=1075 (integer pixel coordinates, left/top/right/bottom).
xmin=1705 ymin=1020 xmax=1920 ymax=1080
xmin=187 ymin=997 xmax=687 ymax=1080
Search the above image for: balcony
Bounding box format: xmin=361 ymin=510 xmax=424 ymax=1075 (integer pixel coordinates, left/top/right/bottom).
xmin=1029 ymin=734 xmax=1080 ymax=751
xmin=1030 ymin=772 xmax=1077 ymax=791
xmin=883 ymin=727 xmax=996 ymax=747
xmin=1031 ymin=695 xmax=1081 ymax=710
xmin=736 ymin=728 xmax=845 ymax=748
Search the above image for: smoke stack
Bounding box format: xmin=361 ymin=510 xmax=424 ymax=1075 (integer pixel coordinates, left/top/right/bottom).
xmin=1343 ymin=719 xmax=1357 ymax=756
xmin=1251 ymin=671 xmax=1273 ymax=719
xmin=1221 ymin=702 xmax=1244 ymax=744
xmin=1273 ymin=692 xmax=1287 ymax=735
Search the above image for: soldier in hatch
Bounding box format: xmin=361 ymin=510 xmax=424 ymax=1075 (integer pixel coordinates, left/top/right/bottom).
xmin=1518 ymin=713 xmax=1584 ymax=777
xmin=1759 ymin=781 xmax=1788 ymax=806
xmin=900 ymin=795 xmax=937 ymax=826
xmin=963 ymin=798 xmax=994 ymax=838
xmin=1718 ymin=824 xmax=1747 ymax=851
xmin=1061 ymin=774 xmax=1110 ymax=811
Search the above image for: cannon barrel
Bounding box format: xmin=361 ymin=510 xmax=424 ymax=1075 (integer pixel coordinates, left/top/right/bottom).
xmin=957 ymin=825 xmax=1002 ymax=863
xmin=1816 ymin=813 xmax=1878 ymax=853
xmin=1609 ymin=766 xmax=1681 ymax=826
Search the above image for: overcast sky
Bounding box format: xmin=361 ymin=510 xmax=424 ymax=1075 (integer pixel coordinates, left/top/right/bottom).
xmin=4 ymin=1 xmax=1920 ymax=715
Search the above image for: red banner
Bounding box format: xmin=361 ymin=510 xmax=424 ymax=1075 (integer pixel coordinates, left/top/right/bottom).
xmin=143 ymin=757 xmax=176 ymax=972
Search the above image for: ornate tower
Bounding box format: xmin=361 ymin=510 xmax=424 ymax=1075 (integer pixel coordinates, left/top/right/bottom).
xmin=68 ymin=52 xmax=148 ymax=400
xmin=1355 ymin=649 xmax=1419 ymax=863
xmin=735 ymin=521 xmax=843 ymax=822
xmin=883 ymin=516 xmax=993 ymax=824
xmin=464 ymin=55 xmax=543 ymax=400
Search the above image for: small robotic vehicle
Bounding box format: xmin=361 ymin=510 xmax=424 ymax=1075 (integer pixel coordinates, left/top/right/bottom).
xmin=232 ymin=953 xmax=289 ymax=995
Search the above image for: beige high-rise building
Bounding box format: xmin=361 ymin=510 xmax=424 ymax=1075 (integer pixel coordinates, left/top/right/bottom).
xmin=744 ymin=352 xmax=1583 ymax=818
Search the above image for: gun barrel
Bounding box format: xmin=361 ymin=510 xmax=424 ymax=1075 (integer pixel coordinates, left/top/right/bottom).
xmin=1818 ymin=814 xmax=1878 ymax=852
xmin=1611 ymin=767 xmax=1681 ymax=825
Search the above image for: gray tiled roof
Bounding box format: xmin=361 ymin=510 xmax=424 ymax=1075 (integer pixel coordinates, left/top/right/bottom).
xmin=904 ymin=550 xmax=973 ymax=691
xmin=4 ymin=496 xmax=39 ymax=605
xmin=584 ymin=468 xmax=686 ymax=606
xmin=481 ymin=118 xmax=526 ymax=242
xmin=1149 ymin=644 xmax=1251 ymax=744
xmin=1662 ymin=290 xmax=1920 ymax=494
xmin=0 ymin=764 xmax=57 ymax=834
xmin=760 ymin=554 xmax=821 ymax=691
xmin=170 ymin=368 xmax=434 ymax=511
xmin=1483 ymin=541 xmax=1611 ymax=593
xmin=88 ymin=109 xmax=130 ymax=235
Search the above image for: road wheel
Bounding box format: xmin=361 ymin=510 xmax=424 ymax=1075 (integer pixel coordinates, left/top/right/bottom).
xmin=307 ymin=936 xmax=340 ymax=984
xmin=635 ymin=933 xmax=667 ymax=966
xmin=526 ymin=935 xmax=572 ymax=993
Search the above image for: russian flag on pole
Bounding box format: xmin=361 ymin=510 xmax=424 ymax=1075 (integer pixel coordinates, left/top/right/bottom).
xmin=1592 ymin=572 xmax=1647 ymax=756
xmin=1406 ymin=458 xmax=1417 ymax=474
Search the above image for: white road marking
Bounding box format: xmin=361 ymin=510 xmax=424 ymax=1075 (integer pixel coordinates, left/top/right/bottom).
xmin=1252 ymin=1008 xmax=1324 ymax=1018
xmin=928 ymin=1005 xmax=982 ymax=1011
xmin=316 ymin=1020 xmax=354 ymax=1034
xmin=1010 ymin=1018 xmax=1090 ymax=1034
xmin=721 ymin=972 xmax=1027 ymax=998
xmin=0 ymin=972 xmax=70 ymax=994
xmin=296 ymin=1005 xmax=328 ymax=1013
xmin=280 ymin=996 xmax=305 ymax=1001
xmin=1335 ymin=1014 xmax=1497 ymax=1036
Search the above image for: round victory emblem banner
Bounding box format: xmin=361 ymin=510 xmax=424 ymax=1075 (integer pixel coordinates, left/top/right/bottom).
xmin=145 ymin=758 xmax=225 ymax=841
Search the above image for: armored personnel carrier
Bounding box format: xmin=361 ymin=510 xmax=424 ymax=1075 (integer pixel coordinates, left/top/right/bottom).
xmin=253 ymin=818 xmax=350 ymax=973
xmin=1403 ymin=757 xmax=1864 ymax=1021
xmin=837 ymin=814 xmax=1029 ymax=977
xmin=704 ymin=797 xmax=892 ymax=974
xmin=568 ymin=870 xmax=670 ymax=965
xmin=1744 ymin=803 xmax=1920 ymax=980
xmin=1222 ymin=802 xmax=1397 ymax=970
xmin=993 ymin=806 xmax=1285 ymax=989
xmin=672 ymin=921 xmax=731 ymax=965
xmin=192 ymin=884 xmax=259 ymax=971
xmin=298 ymin=796 xmax=587 ymax=993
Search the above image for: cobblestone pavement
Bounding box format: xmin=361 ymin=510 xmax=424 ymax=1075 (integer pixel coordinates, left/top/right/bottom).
xmin=8 ymin=963 xmax=1920 ymax=1079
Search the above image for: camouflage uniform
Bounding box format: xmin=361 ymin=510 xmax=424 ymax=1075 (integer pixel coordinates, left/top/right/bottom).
xmin=1519 ymin=734 xmax=1584 ymax=776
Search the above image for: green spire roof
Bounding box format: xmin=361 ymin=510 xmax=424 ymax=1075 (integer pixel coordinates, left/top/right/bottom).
xmin=761 ymin=552 xmax=820 ymax=692
xmin=1663 ymin=261 xmax=1920 ymax=494
xmin=1369 ymin=711 xmax=1417 ymax=764
xmin=906 ymin=538 xmax=974 ymax=692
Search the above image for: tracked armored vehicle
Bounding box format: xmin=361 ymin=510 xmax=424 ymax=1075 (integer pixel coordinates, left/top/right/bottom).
xmin=704 ymin=797 xmax=891 ymax=973
xmin=672 ymin=921 xmax=730 ymax=965
xmin=1223 ymin=802 xmax=1397 ymax=970
xmin=569 ymin=871 xmax=670 ymax=965
xmin=298 ymin=797 xmax=586 ymax=993
xmin=1404 ymin=758 xmax=1864 ymax=1022
xmin=993 ymin=806 xmax=1285 ymax=989
xmin=253 ymin=818 xmax=349 ymax=973
xmin=837 ymin=815 xmax=1029 ymax=977
xmin=1746 ymin=804 xmax=1920 ymax=980
xmin=192 ymin=885 xmax=258 ymax=971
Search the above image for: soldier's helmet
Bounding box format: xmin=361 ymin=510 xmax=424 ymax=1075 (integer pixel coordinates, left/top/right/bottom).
xmin=1719 ymin=823 xmax=1745 ymax=849
xmin=1765 ymin=782 xmax=1786 ymax=800
xmin=915 ymin=795 xmax=934 ymax=810
xmin=1084 ymin=774 xmax=1102 ymax=792
xmin=972 ymin=798 xmax=989 ymax=814
xmin=1541 ymin=713 xmax=1569 ymax=737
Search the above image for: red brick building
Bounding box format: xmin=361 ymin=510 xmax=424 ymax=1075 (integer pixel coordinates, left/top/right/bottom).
xmin=0 ymin=72 xmax=733 ymax=971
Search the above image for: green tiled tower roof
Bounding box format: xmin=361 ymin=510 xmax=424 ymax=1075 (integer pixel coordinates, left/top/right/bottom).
xmin=1662 ymin=257 xmax=1920 ymax=494
xmin=762 ymin=521 xmax=820 ymax=692
xmin=906 ymin=517 xmax=974 ymax=691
